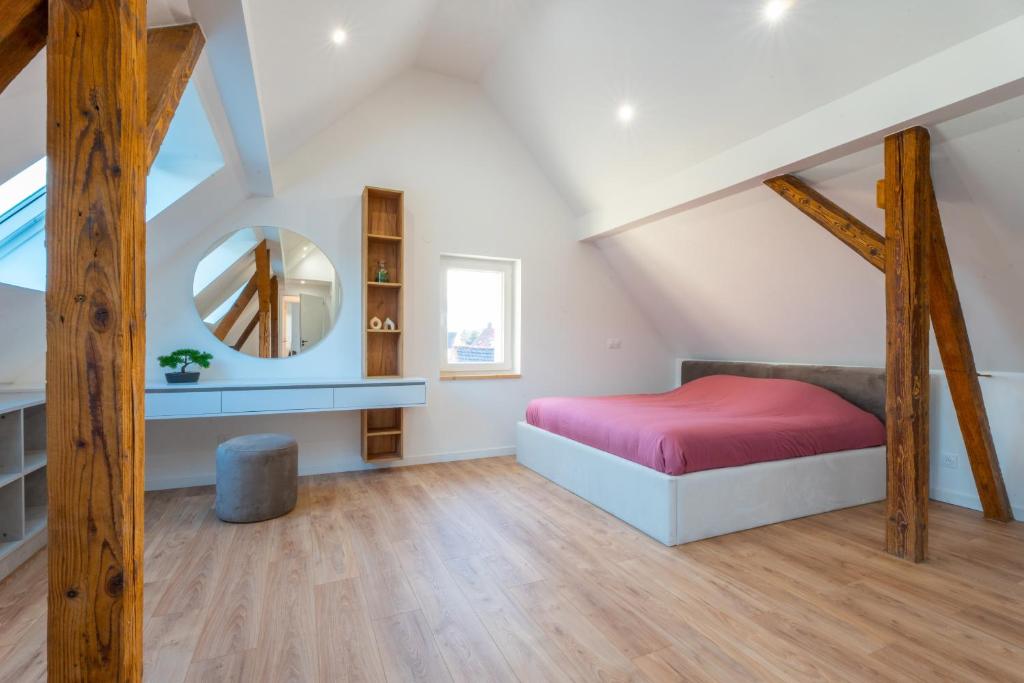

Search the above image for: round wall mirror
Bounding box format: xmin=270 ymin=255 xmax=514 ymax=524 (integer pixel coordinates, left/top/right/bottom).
xmin=193 ymin=227 xmax=341 ymax=358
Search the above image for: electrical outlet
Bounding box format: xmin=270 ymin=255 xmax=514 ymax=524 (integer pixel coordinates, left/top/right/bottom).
xmin=941 ymin=452 xmax=959 ymax=469
xmin=607 ymin=338 xmax=622 ymax=350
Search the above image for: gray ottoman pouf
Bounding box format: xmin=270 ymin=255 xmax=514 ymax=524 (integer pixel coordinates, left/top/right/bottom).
xmin=215 ymin=433 xmax=298 ymax=523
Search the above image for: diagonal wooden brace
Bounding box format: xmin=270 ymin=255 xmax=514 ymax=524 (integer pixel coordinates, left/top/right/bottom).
xmin=766 ymin=171 xmax=1013 ymax=525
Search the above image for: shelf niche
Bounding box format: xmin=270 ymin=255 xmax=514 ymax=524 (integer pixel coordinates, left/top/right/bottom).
xmin=362 ymin=187 xmax=406 ymax=462
xmin=362 ymin=408 xmax=403 ymax=462
xmin=0 ymin=400 xmax=48 ymax=581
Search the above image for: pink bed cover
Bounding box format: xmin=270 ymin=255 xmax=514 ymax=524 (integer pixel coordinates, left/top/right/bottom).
xmin=525 ymin=375 xmax=886 ymax=475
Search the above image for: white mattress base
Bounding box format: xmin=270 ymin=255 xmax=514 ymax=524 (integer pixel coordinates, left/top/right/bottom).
xmin=516 ymin=421 xmax=885 ymax=546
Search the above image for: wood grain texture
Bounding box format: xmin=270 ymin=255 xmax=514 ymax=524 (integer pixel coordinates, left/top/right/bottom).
xmin=255 ymin=239 xmax=272 ymax=359
xmin=232 ymin=312 xmax=259 ymax=352
xmin=927 ymin=189 xmax=1013 ymax=522
xmin=771 ymin=173 xmax=1011 ymax=524
xmin=764 ymin=174 xmax=886 ymax=271
xmin=3 ymin=458 xmax=1024 ymax=682
xmin=269 ymin=276 xmax=279 ymax=358
xmin=373 ymin=609 xmax=453 ymax=683
xmin=213 ymin=273 xmax=257 ymax=341
xmin=884 ymin=126 xmax=932 ymax=562
xmin=0 ymin=0 xmax=46 ymax=95
xmin=314 ymin=578 xmax=386 ymax=682
xmin=146 ymin=23 xmax=204 ymax=167
xmin=45 ymin=0 xmax=147 ymax=678
xmin=362 ymin=186 xmax=406 ymax=461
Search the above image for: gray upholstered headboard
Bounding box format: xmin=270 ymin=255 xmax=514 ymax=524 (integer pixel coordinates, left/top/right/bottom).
xmin=680 ymin=360 xmax=886 ymax=422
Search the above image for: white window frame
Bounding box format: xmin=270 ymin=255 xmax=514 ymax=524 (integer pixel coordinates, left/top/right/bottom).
xmin=440 ymin=254 xmax=519 ymax=375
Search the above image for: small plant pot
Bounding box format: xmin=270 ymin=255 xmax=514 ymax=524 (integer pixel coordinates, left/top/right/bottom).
xmin=165 ymin=371 xmax=200 ymax=384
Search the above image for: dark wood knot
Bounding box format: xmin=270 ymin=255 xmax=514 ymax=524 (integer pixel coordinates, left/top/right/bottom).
xmin=106 ymin=572 xmax=124 ymax=597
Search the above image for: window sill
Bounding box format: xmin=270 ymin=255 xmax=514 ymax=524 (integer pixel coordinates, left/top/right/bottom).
xmin=440 ymin=372 xmax=521 ymax=381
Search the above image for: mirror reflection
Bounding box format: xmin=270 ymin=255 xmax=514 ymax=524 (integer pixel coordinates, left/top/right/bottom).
xmin=193 ymin=227 xmax=341 ymax=358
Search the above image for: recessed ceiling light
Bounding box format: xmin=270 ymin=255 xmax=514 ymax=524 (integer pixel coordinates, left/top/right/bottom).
xmin=763 ymin=0 xmax=793 ymax=23
xmin=617 ymin=102 xmax=635 ymax=125
xmin=331 ymin=27 xmax=347 ymax=45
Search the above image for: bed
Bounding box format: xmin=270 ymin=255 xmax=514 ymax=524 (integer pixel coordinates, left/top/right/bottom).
xmin=516 ymin=360 xmax=887 ymax=545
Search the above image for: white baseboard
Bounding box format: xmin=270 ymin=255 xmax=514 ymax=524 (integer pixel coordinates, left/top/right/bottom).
xmin=144 ymin=445 xmax=514 ymax=491
xmin=0 ymin=528 xmax=47 ymax=582
xmin=931 ymin=486 xmax=1024 ymax=519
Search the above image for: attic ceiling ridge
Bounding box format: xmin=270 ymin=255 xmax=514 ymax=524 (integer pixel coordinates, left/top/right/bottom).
xmin=578 ymin=14 xmax=1024 ymax=242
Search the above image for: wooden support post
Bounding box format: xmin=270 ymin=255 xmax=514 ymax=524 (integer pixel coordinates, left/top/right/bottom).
xmin=0 ymin=0 xmax=46 ymax=94
xmin=270 ymin=275 xmax=280 ymax=358
xmin=769 ymin=173 xmax=1014 ymax=525
xmin=46 ymin=0 xmax=147 ymax=677
xmin=884 ymin=126 xmax=932 ymax=562
xmin=927 ymin=189 xmax=1013 ymax=521
xmin=255 ymin=239 xmax=272 ymax=358
xmin=146 ymin=23 xmax=204 ymax=168
xmin=213 ymin=273 xmax=257 ymax=341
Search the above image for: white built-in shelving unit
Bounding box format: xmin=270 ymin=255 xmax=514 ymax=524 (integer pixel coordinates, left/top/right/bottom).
xmin=0 ymin=393 xmax=47 ymax=582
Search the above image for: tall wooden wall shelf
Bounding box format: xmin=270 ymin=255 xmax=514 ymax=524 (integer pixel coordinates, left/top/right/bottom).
xmin=362 ymin=187 xmax=406 ymax=462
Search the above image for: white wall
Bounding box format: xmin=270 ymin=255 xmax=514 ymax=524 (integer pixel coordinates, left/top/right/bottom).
xmin=144 ymin=69 xmax=672 ymax=489
xmin=600 ymin=95 xmax=1024 ymax=517
xmin=930 ymin=372 xmax=1024 ymax=518
xmin=0 ymin=284 xmax=45 ymax=386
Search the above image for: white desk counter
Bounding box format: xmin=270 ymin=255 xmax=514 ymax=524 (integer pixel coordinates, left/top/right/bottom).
xmin=1 ymin=377 xmax=427 ymax=421
xmin=144 ymin=377 xmax=427 ymax=419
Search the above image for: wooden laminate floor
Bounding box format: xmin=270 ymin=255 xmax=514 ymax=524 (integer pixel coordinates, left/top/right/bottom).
xmin=1 ymin=456 xmax=1023 ymax=682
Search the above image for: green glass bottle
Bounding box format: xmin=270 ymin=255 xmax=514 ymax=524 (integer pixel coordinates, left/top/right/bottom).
xmin=376 ymin=260 xmax=389 ymax=283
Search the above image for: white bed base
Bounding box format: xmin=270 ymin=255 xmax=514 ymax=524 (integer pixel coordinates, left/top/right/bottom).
xmin=516 ymin=421 xmax=885 ymax=546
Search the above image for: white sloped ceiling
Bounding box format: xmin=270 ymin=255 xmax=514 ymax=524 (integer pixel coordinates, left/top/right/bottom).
xmin=595 ymin=93 xmax=1024 ymax=372
xmin=480 ymin=0 xmax=1024 ymax=214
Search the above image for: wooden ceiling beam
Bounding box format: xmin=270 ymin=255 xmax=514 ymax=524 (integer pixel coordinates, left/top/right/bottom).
xmin=767 ymin=127 xmax=1014 ymax=558
xmin=926 ymin=186 xmax=1013 ymax=522
xmin=46 ymin=0 xmax=147 ymax=676
xmin=214 ymin=272 xmax=258 ymax=341
xmin=270 ymin=275 xmax=279 ymax=358
xmin=0 ymin=0 xmax=45 ymax=95
xmin=768 ymin=171 xmax=1014 ymax=527
xmin=255 ymin=239 xmax=272 ymax=358
xmin=883 ymin=126 xmax=932 ymax=562
xmin=232 ymin=312 xmax=259 ymax=351
xmin=764 ymin=175 xmax=885 ymax=272
xmin=146 ymin=22 xmax=205 ymax=168
xmin=1 ymin=12 xmax=203 ymax=157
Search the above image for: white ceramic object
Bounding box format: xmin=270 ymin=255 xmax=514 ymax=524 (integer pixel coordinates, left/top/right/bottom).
xmin=384 ymin=317 xmax=396 ymax=331
xmin=369 ymin=316 xmax=383 ymax=330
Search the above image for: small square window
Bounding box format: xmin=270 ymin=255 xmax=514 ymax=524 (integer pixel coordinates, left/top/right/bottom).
xmin=441 ymin=254 xmax=519 ymax=375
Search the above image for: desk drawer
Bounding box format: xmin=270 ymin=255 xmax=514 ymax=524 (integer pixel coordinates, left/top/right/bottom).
xmin=334 ymin=384 xmax=425 ymax=410
xmin=221 ymin=388 xmax=334 ymax=414
xmin=146 ymin=391 xmax=221 ymax=418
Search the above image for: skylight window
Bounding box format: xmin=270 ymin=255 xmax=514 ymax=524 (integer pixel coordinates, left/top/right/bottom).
xmin=0 ymin=158 xmax=48 ymax=291
xmin=0 ymin=82 xmax=225 ymax=293
xmin=0 ymin=158 xmax=45 ymax=219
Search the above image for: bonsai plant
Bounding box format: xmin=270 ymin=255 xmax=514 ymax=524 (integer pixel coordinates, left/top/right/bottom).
xmin=158 ymin=348 xmax=213 ymax=384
